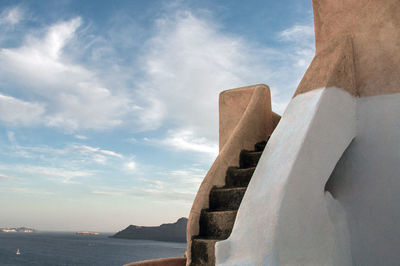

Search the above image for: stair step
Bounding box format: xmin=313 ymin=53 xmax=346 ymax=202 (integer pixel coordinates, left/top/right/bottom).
xmin=225 ymin=167 xmax=255 ymax=187
xmin=191 ymin=238 xmax=218 ymax=265
xmin=199 ymin=210 xmax=237 ymax=239
xmin=240 ymin=150 xmax=263 ymax=168
xmin=254 ymin=138 xmax=269 ymax=152
xmin=209 ymin=187 xmax=247 ymax=211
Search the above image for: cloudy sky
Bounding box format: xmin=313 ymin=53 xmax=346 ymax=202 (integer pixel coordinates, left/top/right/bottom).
xmin=0 ymin=0 xmax=314 ymax=232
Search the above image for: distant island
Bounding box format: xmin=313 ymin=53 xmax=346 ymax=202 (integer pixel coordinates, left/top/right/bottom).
xmin=112 ymin=217 xmax=187 ymax=242
xmin=0 ymin=227 xmax=37 ymax=233
xmin=76 ymin=231 xmax=99 ymax=236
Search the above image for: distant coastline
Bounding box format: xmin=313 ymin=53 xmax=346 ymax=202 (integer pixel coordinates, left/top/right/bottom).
xmin=76 ymin=231 xmax=99 ymax=235
xmin=112 ymin=217 xmax=187 ymax=242
xmin=0 ymin=227 xmax=38 ymax=233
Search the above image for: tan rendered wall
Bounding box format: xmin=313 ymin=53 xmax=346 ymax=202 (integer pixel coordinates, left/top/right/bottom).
xmin=186 ymin=84 xmax=274 ymax=265
xmin=218 ymin=87 xmax=254 ymax=151
xmin=294 ymin=0 xmax=400 ymax=98
xmin=124 ymin=257 xmax=186 ymax=266
xmin=271 ymin=112 xmax=281 ymax=130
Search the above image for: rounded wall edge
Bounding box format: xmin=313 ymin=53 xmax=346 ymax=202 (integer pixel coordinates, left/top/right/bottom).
xmin=186 ymin=84 xmax=273 ymax=265
xmin=219 ymin=84 xmax=271 ymax=151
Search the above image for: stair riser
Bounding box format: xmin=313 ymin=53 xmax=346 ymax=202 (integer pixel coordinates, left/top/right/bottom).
xmin=240 ymin=151 xmax=262 ymax=168
xmin=255 ymin=139 xmax=268 ymax=151
xmin=191 ymin=239 xmax=216 ymax=265
xmin=225 ymin=167 xmax=255 ymax=187
xmin=209 ymin=188 xmax=246 ymax=211
xmin=199 ymin=211 xmax=237 ymax=239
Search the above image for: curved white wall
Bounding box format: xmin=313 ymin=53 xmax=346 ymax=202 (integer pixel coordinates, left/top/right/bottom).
xmin=216 ymin=87 xmax=356 ymax=265
xmin=327 ymin=93 xmax=400 ymax=265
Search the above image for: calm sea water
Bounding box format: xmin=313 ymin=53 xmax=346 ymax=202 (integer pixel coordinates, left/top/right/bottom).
xmin=0 ymin=232 xmax=186 ymax=266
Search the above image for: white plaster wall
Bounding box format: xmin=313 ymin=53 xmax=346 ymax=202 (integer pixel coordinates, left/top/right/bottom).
xmin=326 ymin=93 xmax=400 ymax=266
xmin=216 ymin=87 xmax=356 ymax=265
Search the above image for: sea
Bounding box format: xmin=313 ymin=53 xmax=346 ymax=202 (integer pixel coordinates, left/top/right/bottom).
xmin=0 ymin=232 xmax=186 ymax=266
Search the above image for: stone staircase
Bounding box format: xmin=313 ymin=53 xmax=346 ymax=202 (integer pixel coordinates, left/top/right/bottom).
xmin=190 ymin=139 xmax=269 ymax=265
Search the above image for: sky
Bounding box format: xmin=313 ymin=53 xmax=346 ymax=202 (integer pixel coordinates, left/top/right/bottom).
xmin=0 ymin=0 xmax=315 ymax=232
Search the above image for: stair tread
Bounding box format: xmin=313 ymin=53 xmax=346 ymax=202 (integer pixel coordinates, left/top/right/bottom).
xmin=225 ymin=167 xmax=255 ymax=187
xmin=243 ymin=150 xmax=263 ymax=155
xmin=209 ymin=187 xmax=247 ymax=211
xmin=203 ymin=209 xmax=237 ymax=214
xmin=227 ymin=166 xmax=256 ymax=172
xmin=212 ymin=186 xmax=247 ymax=191
xmin=199 ymin=209 xmax=237 ymax=238
xmin=254 ymin=139 xmax=269 ymax=151
xmin=193 ymin=237 xmax=220 ymax=241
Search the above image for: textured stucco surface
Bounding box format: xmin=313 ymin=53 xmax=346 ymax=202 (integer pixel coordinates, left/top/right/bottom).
xmin=219 ymin=88 xmax=280 ymax=150
xmin=293 ymin=36 xmax=356 ymax=98
xmin=216 ymin=87 xmax=356 ymax=265
xmin=326 ymin=93 xmax=400 ymax=266
xmin=295 ymin=0 xmax=400 ymax=97
xmin=219 ymin=88 xmax=254 ymax=151
xmin=186 ymin=84 xmax=273 ymax=265
xmin=125 ymin=257 xmax=186 ymax=266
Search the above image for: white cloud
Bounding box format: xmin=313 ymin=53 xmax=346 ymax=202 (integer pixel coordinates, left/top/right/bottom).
xmin=89 ymin=185 xmax=131 ymax=197
xmin=0 ymin=140 xmax=139 ymax=186
xmin=0 ymin=93 xmax=45 ymax=125
xmin=133 ymin=187 xmax=195 ymax=203
xmin=0 ymin=8 xmax=314 ymax=140
xmin=23 ymin=165 xmax=91 ymax=178
xmin=71 ymin=145 xmax=123 ymax=159
xmin=124 ymin=161 xmax=136 ymax=171
xmin=0 ymin=173 xmax=20 ymax=181
xmin=134 ymin=11 xmax=314 ymax=151
xmin=155 ymin=129 xmax=218 ymax=157
xmin=0 ymin=17 xmax=131 ymax=130
xmin=166 ymin=168 xmax=205 ymax=186
xmin=0 ymin=9 xmax=315 ymax=186
xmin=74 ymin=135 xmax=87 ymax=140
xmin=0 ymin=164 xmax=92 ymax=184
xmin=91 ymin=190 xmax=124 ymax=197
xmin=7 ymin=131 xmax=16 ymax=143
xmin=136 ymin=11 xmax=267 ymax=139
xmin=0 ymin=186 xmax=55 ymax=195
xmin=260 ymin=23 xmax=315 ymax=114
xmin=0 ymin=6 xmax=24 ymax=25
xmin=279 ymin=25 xmax=315 ymax=42
xmin=88 ymin=166 xmax=205 ymax=203
xmin=278 ymin=24 xmax=315 ymax=68
xmin=127 ymin=137 xmax=137 ymax=143
xmin=133 ymin=167 xmax=206 ymax=203
xmin=3 ymin=140 xmax=130 ymax=170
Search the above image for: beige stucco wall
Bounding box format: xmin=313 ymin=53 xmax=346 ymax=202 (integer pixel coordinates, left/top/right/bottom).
xmin=293 ymin=36 xmax=356 ymax=98
xmin=124 ymin=257 xmax=186 ymax=266
xmin=295 ymin=0 xmax=400 ymax=98
xmin=186 ymin=84 xmax=274 ymax=265
xmin=219 ymin=87 xmax=254 ymax=151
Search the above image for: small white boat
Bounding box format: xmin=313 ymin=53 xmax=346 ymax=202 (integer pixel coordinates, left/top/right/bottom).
xmin=16 ymin=248 xmax=20 ymax=255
